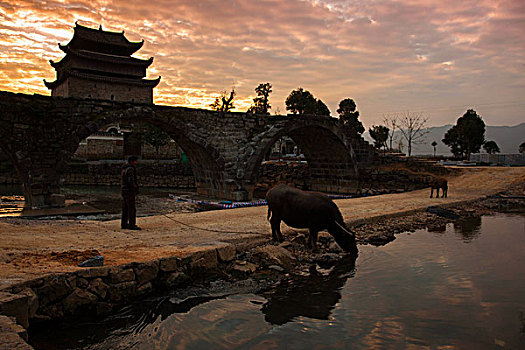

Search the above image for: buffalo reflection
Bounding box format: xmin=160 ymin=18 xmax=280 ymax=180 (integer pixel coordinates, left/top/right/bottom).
xmin=454 ymin=216 xmax=482 ymax=242
xmin=261 ymin=255 xmax=357 ymax=325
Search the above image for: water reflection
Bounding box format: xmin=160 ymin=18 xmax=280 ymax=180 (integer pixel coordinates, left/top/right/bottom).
xmin=29 ymin=215 xmax=525 ymax=350
xmin=261 ymin=255 xmax=356 ymax=325
xmin=454 ymin=216 xmax=482 ymax=242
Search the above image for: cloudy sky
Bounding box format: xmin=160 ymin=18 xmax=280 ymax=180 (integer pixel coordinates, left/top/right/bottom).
xmin=1 ymin=0 xmax=524 ymax=127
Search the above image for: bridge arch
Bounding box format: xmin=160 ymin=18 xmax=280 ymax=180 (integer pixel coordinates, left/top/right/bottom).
xmin=244 ymin=116 xmax=359 ymax=195
xmin=64 ymin=106 xmax=227 ymax=198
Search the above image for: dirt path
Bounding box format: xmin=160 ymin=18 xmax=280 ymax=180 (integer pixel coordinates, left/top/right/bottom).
xmin=0 ymin=166 xmax=523 ymax=287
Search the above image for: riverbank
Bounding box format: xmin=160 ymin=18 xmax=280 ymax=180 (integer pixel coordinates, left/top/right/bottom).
xmin=0 ymin=167 xmax=523 ymax=287
xmin=0 ymin=167 xmax=523 ymax=348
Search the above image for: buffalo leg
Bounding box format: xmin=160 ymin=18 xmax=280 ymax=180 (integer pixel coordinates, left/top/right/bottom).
xmin=307 ymin=229 xmax=319 ymax=251
xmin=270 ymin=217 xmax=284 ymax=242
xmin=430 ymin=188 xmax=434 ymax=198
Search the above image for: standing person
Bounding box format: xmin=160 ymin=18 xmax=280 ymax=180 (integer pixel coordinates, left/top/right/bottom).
xmin=121 ymin=156 xmax=141 ymax=230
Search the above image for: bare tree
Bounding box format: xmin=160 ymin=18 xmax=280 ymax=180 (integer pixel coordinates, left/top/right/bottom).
xmin=382 ymin=114 xmax=398 ymax=151
xmin=397 ymin=111 xmax=429 ymax=156
xmin=210 ymin=88 xmax=236 ymax=112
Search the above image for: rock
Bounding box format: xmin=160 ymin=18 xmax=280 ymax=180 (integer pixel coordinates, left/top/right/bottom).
xmin=315 ymin=253 xmax=341 ymax=269
xmin=75 ymin=267 xmax=109 ymax=279
xmin=159 ymin=256 xmax=181 ymax=272
xmin=88 ymin=278 xmax=108 ymax=299
xmin=216 ymin=244 xmax=236 ymax=262
xmin=63 ymin=289 xmax=98 ymax=315
xmin=76 ymin=278 xmax=89 ymax=289
xmin=38 ymin=302 xmax=65 ymax=320
xmin=0 ymin=315 xmax=31 ymax=349
xmin=18 ymin=288 xmax=38 ymax=319
xmin=290 ymin=234 xmax=307 ymax=246
xmin=279 ymin=241 xmax=293 ymax=249
xmin=231 ymin=261 xmax=258 ymax=274
xmin=107 ymin=281 xmax=138 ymax=302
xmin=0 ymin=292 xmax=29 ymax=329
xmin=35 ymin=275 xmax=73 ymax=307
xmin=108 ymin=267 xmax=135 ymax=284
xmin=137 ymin=282 xmax=153 ymax=296
xmin=426 ymin=206 xmax=459 ymax=220
xmin=252 ymin=245 xmax=295 ymax=270
xmin=78 ymin=255 xmax=104 ymax=267
xmin=366 ymin=231 xmax=396 ymax=246
xmin=268 ymin=265 xmax=284 ymax=272
xmin=157 ymin=272 xmax=189 ymax=289
xmin=190 ymin=249 xmax=218 ymax=270
xmin=133 ymin=261 xmax=159 ymax=284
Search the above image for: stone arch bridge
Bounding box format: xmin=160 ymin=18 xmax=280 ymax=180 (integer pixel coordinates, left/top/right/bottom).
xmin=0 ymin=91 xmax=375 ymax=208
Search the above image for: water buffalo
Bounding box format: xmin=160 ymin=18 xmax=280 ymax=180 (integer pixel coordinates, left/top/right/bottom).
xmin=266 ymin=184 xmax=358 ymax=254
xmin=430 ymin=177 xmax=448 ymax=198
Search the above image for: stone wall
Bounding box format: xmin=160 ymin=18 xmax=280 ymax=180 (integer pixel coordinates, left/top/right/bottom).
xmin=0 ymin=244 xmax=237 ymax=349
xmin=64 ymin=161 xmax=195 ymax=188
xmin=74 ymin=136 xmax=182 ymax=161
xmin=75 ymin=136 xmax=124 ymax=160
xmin=64 ymin=76 xmax=153 ymax=103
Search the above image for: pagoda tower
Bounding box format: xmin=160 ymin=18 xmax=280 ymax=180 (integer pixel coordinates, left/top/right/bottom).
xmin=44 ymin=22 xmax=160 ymax=104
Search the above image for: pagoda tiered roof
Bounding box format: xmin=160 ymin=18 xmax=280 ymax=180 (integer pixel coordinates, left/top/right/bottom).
xmin=60 ymin=22 xmax=144 ymax=56
xmin=50 ymin=48 xmax=154 ymax=69
xmin=44 ymin=70 xmax=160 ymax=89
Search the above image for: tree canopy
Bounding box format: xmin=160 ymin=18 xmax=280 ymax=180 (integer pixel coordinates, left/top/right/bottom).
xmin=337 ymin=98 xmax=364 ymax=134
xmin=142 ymin=124 xmax=171 ymax=155
xmin=315 ymin=99 xmax=331 ymax=116
xmin=443 ymin=109 xmax=485 ymax=159
xmin=520 ymin=142 xmax=525 ymax=154
xmin=369 ymin=125 xmax=389 ymax=150
xmin=285 ymin=88 xmax=330 ymax=116
xmin=483 ymin=140 xmax=500 ymax=154
xmin=248 ymin=83 xmax=272 ymax=114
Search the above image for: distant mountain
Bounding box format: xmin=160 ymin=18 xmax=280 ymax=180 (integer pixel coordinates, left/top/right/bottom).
xmin=364 ymin=123 xmax=525 ymax=155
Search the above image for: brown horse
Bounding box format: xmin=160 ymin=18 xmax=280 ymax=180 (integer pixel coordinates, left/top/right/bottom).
xmin=429 ymin=177 xmax=448 ymax=198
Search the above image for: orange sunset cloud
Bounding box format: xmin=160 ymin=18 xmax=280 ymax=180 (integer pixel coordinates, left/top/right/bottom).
xmin=1 ymin=0 xmax=524 ymax=126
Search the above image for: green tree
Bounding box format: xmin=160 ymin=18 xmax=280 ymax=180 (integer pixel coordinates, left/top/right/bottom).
xmin=337 ymin=98 xmax=364 ymax=134
xmin=443 ymin=109 xmax=485 ymax=160
xmin=285 ymin=88 xmax=329 ymax=115
xmin=314 ymin=99 xmax=330 ymax=116
xmin=142 ymin=124 xmax=171 ymax=156
xmin=369 ymin=125 xmax=389 ymax=150
xmin=483 ymin=140 xmax=500 ymax=154
xmin=519 ymin=142 xmax=525 ymax=153
xmin=248 ymin=82 xmax=272 ymax=114
xmin=431 ymin=141 xmax=438 ymax=157
xmin=285 ymin=88 xmax=315 ymax=114
xmin=442 ymin=126 xmax=462 ymax=157
xmin=210 ymin=88 xmax=236 ymax=112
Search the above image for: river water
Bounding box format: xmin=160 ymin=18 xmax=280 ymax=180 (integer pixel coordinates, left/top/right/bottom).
xmin=30 ymin=214 xmax=525 ymax=349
